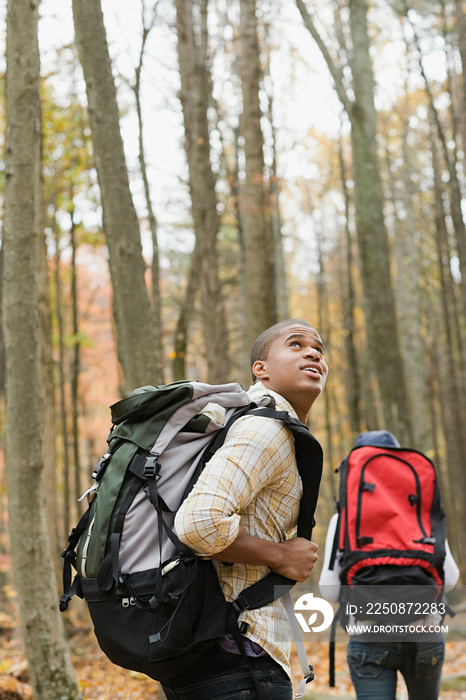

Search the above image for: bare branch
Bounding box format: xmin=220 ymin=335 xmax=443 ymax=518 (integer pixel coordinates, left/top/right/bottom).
xmin=295 ymin=0 xmax=352 ymax=113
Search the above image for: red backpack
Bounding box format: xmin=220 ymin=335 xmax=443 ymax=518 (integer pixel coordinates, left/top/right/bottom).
xmin=336 ymin=444 xmax=446 ymax=590
xmin=327 ymin=443 xmax=448 ymax=686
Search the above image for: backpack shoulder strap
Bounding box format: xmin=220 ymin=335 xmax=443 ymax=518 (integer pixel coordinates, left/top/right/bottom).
xmin=246 ymin=406 xmax=323 ymax=540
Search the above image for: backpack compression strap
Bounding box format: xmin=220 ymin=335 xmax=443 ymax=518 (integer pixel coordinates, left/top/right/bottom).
xmin=59 ymin=507 xmax=90 ymax=611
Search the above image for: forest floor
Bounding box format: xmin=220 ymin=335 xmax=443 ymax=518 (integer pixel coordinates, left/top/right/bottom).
xmin=2 ymin=601 xmax=466 ymax=699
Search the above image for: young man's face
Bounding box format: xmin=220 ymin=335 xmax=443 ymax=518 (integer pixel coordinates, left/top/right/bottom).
xmin=252 ymin=324 xmax=328 ymax=421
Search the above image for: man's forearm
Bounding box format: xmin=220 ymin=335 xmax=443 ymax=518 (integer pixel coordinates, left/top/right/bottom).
xmin=210 ymin=524 xmax=284 ymax=569
xmin=211 ymin=524 xmax=318 ymax=582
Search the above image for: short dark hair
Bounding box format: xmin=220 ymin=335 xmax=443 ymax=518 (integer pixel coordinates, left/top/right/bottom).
xmin=250 ymin=319 xmax=316 ymax=380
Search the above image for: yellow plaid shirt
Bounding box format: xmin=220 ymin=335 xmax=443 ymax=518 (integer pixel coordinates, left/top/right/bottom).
xmin=175 ymin=382 xmax=303 ymax=677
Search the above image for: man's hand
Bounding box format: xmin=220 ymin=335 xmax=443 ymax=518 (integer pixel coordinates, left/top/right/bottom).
xmin=271 ymin=537 xmax=318 ymax=581
xmin=211 ymin=524 xmax=318 ymax=582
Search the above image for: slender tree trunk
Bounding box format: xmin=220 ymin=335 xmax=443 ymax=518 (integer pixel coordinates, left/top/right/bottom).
xmin=71 ymin=0 xmax=159 ymax=394
xmin=403 ymin=4 xmax=466 ymax=320
xmin=431 ymin=131 xmax=466 ymax=569
xmin=266 ymin=80 xmax=289 ymax=320
xmin=39 ymin=202 xmax=59 ymax=563
xmin=70 ymin=211 xmax=82 ymax=507
xmin=134 ymin=4 xmax=164 ymax=384
xmin=238 ymin=0 xmax=275 ymax=348
xmin=172 ymin=241 xmax=201 ymax=382
xmin=174 ymin=0 xmax=230 ymax=383
xmin=0 ymin=246 xmax=5 ymax=394
xmin=388 ymin=113 xmax=428 ymax=447
xmin=338 ymin=135 xmax=362 ymax=436
xmin=54 ymin=222 xmax=72 ymax=534
xmin=316 ymin=226 xmax=336 ymax=503
xmin=233 ymin=126 xmax=251 ymax=387
xmin=4 ymin=1 xmax=81 ymax=696
xmin=453 ymin=0 xmax=466 ymax=177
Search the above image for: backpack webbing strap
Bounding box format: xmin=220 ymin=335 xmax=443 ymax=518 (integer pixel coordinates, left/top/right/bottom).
xmin=143 ymin=455 xmax=193 ymax=556
xmin=282 ymin=591 xmax=314 ymax=698
xmin=96 ymin=475 xmax=144 ymax=592
xmin=231 ymin=577 xmax=314 ymax=698
xmin=60 ymin=507 xmax=91 ymax=606
xmin=226 ymin=605 xmax=268 ymax=700
xmin=228 ymin=588 xmax=314 ymax=700
xmin=59 ymin=574 xmax=83 ymax=612
xmin=329 ymin=607 xmax=342 ymax=687
xmin=232 ymin=573 xmax=295 ymax=614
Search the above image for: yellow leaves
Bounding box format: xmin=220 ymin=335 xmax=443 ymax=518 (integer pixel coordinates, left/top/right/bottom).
xmin=1 ymin=585 xmax=17 ymax=600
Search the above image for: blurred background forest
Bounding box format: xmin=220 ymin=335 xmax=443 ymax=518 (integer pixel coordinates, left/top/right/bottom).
xmin=2 ymin=0 xmax=466 ymax=697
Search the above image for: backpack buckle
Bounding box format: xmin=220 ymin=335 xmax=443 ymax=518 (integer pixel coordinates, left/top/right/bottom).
xmin=144 ymin=454 xmax=161 ymax=479
xmin=92 ymin=452 xmax=112 ymax=481
xmin=232 ymin=595 xmax=249 ymax=615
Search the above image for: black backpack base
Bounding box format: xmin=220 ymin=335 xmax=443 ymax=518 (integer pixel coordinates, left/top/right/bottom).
xmin=80 ymin=556 xmax=228 ymax=682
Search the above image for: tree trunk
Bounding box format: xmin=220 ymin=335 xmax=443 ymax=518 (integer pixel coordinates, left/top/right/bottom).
xmin=39 ymin=204 xmax=59 ymax=564
xmin=431 ymin=131 xmax=466 ymax=568
xmin=233 ymin=126 xmax=251 ymax=388
xmin=172 ymin=241 xmax=201 ymax=382
xmin=238 ymin=0 xmax=275 ymax=349
xmin=453 ymin=0 xmax=466 ymax=177
xmin=0 ymin=246 xmax=5 ymax=394
xmin=71 ymin=0 xmax=159 ymax=394
xmin=315 ymin=227 xmax=336 ymax=503
xmin=387 ymin=114 xmax=428 ymax=447
xmin=54 ymin=221 xmax=72 ymax=534
xmin=174 ymin=0 xmax=230 ymax=383
xmin=70 ymin=211 xmax=82 ymax=507
xmin=4 ymin=1 xmax=81 ymax=696
xmin=403 ymin=4 xmax=466 ymax=321
xmin=338 ymin=135 xmax=362 ymax=436
xmin=133 ymin=5 xmax=164 ymax=384
xmin=346 ymin=0 xmax=413 ymax=443
xmin=265 ymin=78 xmax=289 ymax=320
xmin=297 ymin=0 xmax=413 ymax=443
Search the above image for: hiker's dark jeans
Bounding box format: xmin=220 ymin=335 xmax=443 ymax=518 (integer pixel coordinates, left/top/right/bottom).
xmin=161 ymin=644 xmax=292 ymax=699
xmin=347 ymin=636 xmax=445 ymax=700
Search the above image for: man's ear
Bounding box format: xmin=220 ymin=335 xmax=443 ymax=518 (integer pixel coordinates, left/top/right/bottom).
xmin=252 ymin=360 xmax=269 ymax=380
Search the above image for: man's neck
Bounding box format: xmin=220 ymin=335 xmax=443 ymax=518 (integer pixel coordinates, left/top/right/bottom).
xmin=251 ymin=381 xmax=310 ymax=423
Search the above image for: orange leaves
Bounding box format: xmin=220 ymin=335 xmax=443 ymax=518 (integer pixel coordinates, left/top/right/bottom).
xmin=0 ymin=676 xmax=33 ymax=700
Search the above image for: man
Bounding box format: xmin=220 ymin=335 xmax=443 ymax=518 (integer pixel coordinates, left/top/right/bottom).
xmin=161 ymin=319 xmax=328 ymax=700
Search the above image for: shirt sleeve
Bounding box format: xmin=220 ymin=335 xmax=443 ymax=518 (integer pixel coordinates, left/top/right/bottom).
xmin=174 ymin=414 xmax=295 ymax=556
xmin=318 ymin=513 xmax=341 ymax=603
xmin=444 ymin=539 xmax=460 ymax=592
